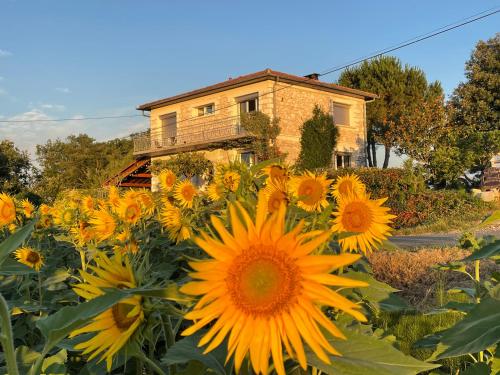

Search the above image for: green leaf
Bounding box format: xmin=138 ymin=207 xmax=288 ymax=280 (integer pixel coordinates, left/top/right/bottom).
xmin=478 ymin=210 xmax=500 ymax=228
xmin=42 ymin=349 xmax=67 ymax=374
xmin=36 ymin=289 xmax=128 ymax=350
xmin=0 ymin=257 xmax=35 ymax=275
xmin=128 ymin=284 xmax=192 ymax=303
xmin=345 ymin=271 xmax=409 ymax=312
xmin=0 ymin=219 xmax=37 ymax=267
xmin=42 ymin=269 xmax=70 ymax=287
xmin=465 ymin=240 xmax=500 ymax=261
xmin=461 ymin=362 xmax=490 ymax=375
xmin=448 ymin=287 xmax=476 ymax=300
xmin=162 ymin=330 xmax=233 ymax=375
xmin=443 ymin=301 xmax=475 ymax=313
xmin=491 ymin=344 xmax=500 ymax=375
xmin=306 ymin=326 xmax=440 ymax=375
xmin=436 ymin=297 xmax=500 ymax=359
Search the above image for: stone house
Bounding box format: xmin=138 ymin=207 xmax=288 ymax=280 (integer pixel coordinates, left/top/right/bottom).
xmin=126 ymin=69 xmax=376 ymax=188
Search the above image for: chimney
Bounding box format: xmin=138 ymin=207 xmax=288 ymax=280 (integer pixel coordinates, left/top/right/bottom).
xmin=304 ymin=73 xmax=320 ymax=80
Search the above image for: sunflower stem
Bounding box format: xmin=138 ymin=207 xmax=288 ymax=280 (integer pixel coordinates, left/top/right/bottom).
xmin=137 ymin=352 xmax=166 ymax=375
xmin=0 ymin=293 xmax=20 ymax=375
xmin=38 ymin=271 xmax=43 ymax=315
xmin=79 ymin=249 xmax=87 ymax=271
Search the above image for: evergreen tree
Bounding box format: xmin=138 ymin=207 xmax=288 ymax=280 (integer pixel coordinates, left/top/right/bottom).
xmin=297 ymin=105 xmax=339 ymax=170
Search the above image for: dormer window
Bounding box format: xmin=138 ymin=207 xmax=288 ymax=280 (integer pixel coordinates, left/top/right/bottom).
xmin=197 ymin=103 xmax=215 ymax=116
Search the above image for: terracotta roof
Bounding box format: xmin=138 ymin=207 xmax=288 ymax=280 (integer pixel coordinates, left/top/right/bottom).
xmin=137 ymin=69 xmax=377 ymax=111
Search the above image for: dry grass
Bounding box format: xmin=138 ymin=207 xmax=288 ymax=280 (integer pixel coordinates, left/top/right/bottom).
xmin=368 ymin=247 xmax=498 ymax=309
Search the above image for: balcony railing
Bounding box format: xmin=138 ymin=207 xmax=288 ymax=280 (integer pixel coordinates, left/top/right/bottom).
xmin=133 ymin=115 xmax=251 ymax=156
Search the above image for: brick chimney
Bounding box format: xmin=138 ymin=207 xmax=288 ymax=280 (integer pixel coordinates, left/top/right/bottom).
xmin=304 ymin=73 xmax=320 ymax=80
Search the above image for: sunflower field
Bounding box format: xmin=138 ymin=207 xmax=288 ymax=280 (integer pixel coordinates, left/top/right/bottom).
xmin=0 ymin=161 xmax=498 ymax=375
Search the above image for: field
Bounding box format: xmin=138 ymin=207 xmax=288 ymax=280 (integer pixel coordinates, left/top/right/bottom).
xmin=0 ymin=162 xmax=498 ymax=375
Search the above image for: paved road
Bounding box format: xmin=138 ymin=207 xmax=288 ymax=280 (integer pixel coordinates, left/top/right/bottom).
xmin=390 ymin=230 xmax=500 ymax=249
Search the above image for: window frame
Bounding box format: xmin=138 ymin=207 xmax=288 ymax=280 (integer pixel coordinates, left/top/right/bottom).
xmin=335 ymin=152 xmax=352 ymax=169
xmin=196 ymin=103 xmax=215 ymax=117
xmin=331 ymin=101 xmax=351 ymax=127
xmin=236 ymin=93 xmax=259 ymax=114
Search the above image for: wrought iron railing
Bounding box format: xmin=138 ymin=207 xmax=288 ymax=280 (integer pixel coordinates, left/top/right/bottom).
xmin=133 ymin=115 xmax=248 ymax=155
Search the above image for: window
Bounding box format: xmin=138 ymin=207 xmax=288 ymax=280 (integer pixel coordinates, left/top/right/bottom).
xmin=332 ymin=103 xmax=350 ymax=126
xmin=160 ymin=112 xmax=177 ymax=145
xmin=336 ymin=153 xmax=351 ymax=169
xmin=240 ymin=151 xmax=256 ymax=166
xmin=237 ymin=93 xmax=259 ymax=113
xmin=197 ymin=103 xmax=215 ymax=117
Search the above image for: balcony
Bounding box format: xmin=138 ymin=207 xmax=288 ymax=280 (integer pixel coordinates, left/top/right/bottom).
xmin=133 ymin=115 xmax=253 ymax=157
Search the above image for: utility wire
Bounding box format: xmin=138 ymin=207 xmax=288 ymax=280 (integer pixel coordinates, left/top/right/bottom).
xmin=0 ymin=6 xmax=498 ymax=130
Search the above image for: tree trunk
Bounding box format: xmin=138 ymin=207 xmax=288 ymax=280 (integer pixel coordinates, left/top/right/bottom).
xmin=371 ymin=142 xmax=377 ymax=168
xmin=382 ymin=144 xmax=391 ymax=169
xmin=366 ymin=143 xmax=373 ymax=167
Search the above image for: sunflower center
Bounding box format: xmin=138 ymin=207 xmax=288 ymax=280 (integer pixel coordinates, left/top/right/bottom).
xmin=181 ymin=185 xmax=195 ymax=201
xmin=227 ymin=246 xmax=299 ymax=316
xmin=165 ymin=175 xmax=175 ymax=186
xmin=268 ymin=191 xmax=286 ymax=213
xmin=338 ymin=180 xmax=353 ymax=195
xmin=298 ymin=179 xmax=323 ymax=205
xmin=1 ymin=203 xmax=15 ymax=219
xmin=270 ymin=166 xmax=286 ymax=181
xmin=125 ymin=204 xmax=140 ymax=220
xmin=26 ymin=251 xmax=40 ymax=264
xmin=112 ymin=302 xmax=138 ymax=330
xmin=341 ymin=201 xmax=372 ymax=232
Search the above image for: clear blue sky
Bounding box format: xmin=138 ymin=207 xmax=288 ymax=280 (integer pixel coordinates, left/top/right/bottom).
xmin=0 ymin=0 xmax=498 ymax=158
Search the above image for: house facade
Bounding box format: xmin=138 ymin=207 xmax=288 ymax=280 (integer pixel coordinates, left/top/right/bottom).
xmin=133 ymin=69 xmax=376 ymax=172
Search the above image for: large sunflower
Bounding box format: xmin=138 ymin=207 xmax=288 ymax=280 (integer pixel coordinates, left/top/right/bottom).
xmin=0 ymin=193 xmax=16 ymax=227
xmin=206 ymin=182 xmax=224 ymax=202
xmin=331 ymin=192 xmax=395 ymax=254
xmin=89 ymin=209 xmax=116 ymax=242
xmin=14 ymin=247 xmax=44 ymax=271
xmin=158 ymin=169 xmax=177 ymax=192
xmin=289 ymin=171 xmax=332 ymax=212
xmin=332 ymin=174 xmax=365 ymax=201
xmin=181 ymin=192 xmax=367 ymax=375
xmin=174 ymin=180 xmax=197 ymax=209
xmin=262 ymin=164 xmax=289 ymax=185
xmin=69 ymin=251 xmax=144 ymax=371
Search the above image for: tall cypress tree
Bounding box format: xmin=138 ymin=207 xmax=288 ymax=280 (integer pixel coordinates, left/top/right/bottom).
xmin=297 ymin=105 xmax=339 ymax=170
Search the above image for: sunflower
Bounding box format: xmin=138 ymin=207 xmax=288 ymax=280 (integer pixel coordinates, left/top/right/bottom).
xmin=114 ymin=240 xmax=139 ymax=255
xmin=39 ymin=204 xmax=51 ymax=216
xmin=158 ymin=169 xmax=177 ymax=192
xmin=160 ymin=204 xmax=191 ymax=243
xmin=117 ymin=197 xmax=142 ymax=225
xmin=69 ymin=251 xmax=144 ymax=371
xmin=331 ymin=192 xmax=395 ymax=254
xmin=14 ymin=247 xmax=44 ymax=271
xmin=108 ymin=186 xmax=121 ymax=211
xmin=20 ymin=199 xmax=35 ymax=218
xmin=222 ymin=171 xmax=240 ymax=192
xmin=0 ymin=193 xmax=16 ymax=227
xmin=206 ymin=182 xmax=224 ymax=202
xmin=89 ymin=209 xmax=116 ymax=242
xmin=181 ymin=192 xmax=367 ymax=375
xmin=289 ymin=171 xmax=332 ymax=212
xmin=262 ymin=164 xmax=289 ymax=185
xmin=55 ymin=208 xmax=76 ymax=228
xmin=81 ymin=196 xmax=95 ymax=215
xmin=70 ymin=221 xmax=94 ymax=246
xmin=137 ymin=190 xmax=155 ymax=216
xmin=174 ymin=180 xmax=197 ymax=209
xmin=263 ymin=182 xmax=289 ymax=214
xmin=332 ymin=174 xmax=365 ymax=201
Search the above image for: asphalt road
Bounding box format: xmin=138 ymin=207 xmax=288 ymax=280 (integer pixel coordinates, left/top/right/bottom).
xmin=390 ymin=229 xmax=500 ymax=249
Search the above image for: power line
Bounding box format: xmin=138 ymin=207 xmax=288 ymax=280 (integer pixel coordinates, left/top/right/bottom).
xmin=1 ymin=6 xmax=498 ymax=130
xmin=0 ymin=114 xmax=143 ymax=123
xmin=319 ymin=7 xmax=500 ymax=76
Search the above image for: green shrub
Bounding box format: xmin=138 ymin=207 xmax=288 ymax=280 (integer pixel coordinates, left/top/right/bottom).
xmin=150 ymin=152 xmax=213 ymax=179
xmin=329 ymin=165 xmax=492 ymax=229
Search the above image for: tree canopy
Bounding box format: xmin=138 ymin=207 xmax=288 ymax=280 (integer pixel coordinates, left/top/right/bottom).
xmin=0 ymin=140 xmax=37 ymax=194
xmin=338 ymin=56 xmax=445 ymax=168
xmin=35 ymin=134 xmax=133 ymax=201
